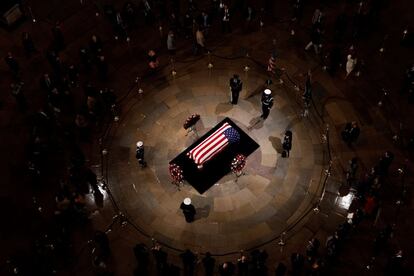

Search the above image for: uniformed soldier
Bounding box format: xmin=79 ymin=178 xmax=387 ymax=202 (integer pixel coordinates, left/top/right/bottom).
xmin=229 ymin=74 xmax=242 ymax=104
xmin=135 ymin=141 xmax=147 ymax=168
xmin=261 ymin=89 xmax=274 ymax=120
xmin=180 ymin=198 xmax=196 ymax=223
xmin=282 ymin=130 xmax=293 ymax=157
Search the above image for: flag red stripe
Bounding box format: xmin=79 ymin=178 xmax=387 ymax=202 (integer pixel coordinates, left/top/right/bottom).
xmin=188 ymin=122 xmax=232 ymax=166
xmin=189 ymin=123 xmax=229 ymax=158
xmin=196 ymin=135 xmax=227 ymax=164
xmin=190 ymin=123 xmax=230 ymax=158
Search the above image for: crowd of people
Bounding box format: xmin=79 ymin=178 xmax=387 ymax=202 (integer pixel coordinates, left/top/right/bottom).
xmin=2 ymin=0 xmax=412 ymax=275
xmin=128 ymin=147 xmax=406 ymax=276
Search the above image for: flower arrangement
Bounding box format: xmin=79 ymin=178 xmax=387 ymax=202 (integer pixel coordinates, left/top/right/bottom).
xmin=231 ymin=154 xmax=246 ymax=174
xmin=169 ymin=163 xmax=184 ymax=184
xmin=183 ymin=114 xmax=200 ymax=130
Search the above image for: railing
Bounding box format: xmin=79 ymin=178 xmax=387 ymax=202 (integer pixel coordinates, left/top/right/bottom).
xmin=92 ymin=47 xmax=335 ymax=257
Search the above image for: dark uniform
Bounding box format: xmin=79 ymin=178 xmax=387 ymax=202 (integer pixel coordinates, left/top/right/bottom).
xmin=135 ymin=143 xmax=146 ymax=167
xmin=180 ymin=202 xmax=196 ymax=222
xmin=261 ymin=90 xmax=274 ymax=120
xmin=229 ymin=75 xmax=242 ymax=104
xmin=282 ymin=131 xmax=293 ymax=157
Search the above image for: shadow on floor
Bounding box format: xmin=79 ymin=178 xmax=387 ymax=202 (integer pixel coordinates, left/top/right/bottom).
xmin=248 ymin=116 xmax=264 ymax=130
xmin=194 ymin=205 xmax=211 ymax=221
xmin=269 ymin=136 xmax=283 ymax=153
xmin=215 ymin=102 xmax=232 ymax=114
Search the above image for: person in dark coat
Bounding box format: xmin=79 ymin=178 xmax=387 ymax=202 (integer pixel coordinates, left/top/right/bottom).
xmin=97 ymin=55 xmax=108 ymax=81
xmin=261 ymin=89 xmax=274 ymax=120
xmin=237 ymin=255 xmax=249 ymax=276
xmin=11 ymin=81 xmax=27 ymax=112
xmin=275 ymin=262 xmax=287 ymax=276
xmin=40 ymin=73 xmax=54 ymax=93
xmin=4 ymin=52 xmax=20 ymax=77
xmin=341 ymin=121 xmax=360 ymax=145
xmin=219 ymin=261 xmax=235 ymax=276
xmin=180 ymin=249 xmax=196 ymax=276
xmin=180 ymin=198 xmax=196 ymax=223
xmin=152 ymin=244 xmax=168 ymax=274
xmin=89 ymin=35 xmax=103 ymax=60
xmin=229 ymin=74 xmax=243 ymax=105
xmin=22 ymin=32 xmax=37 ymax=57
xmin=221 ymin=5 xmax=231 ymax=33
xmin=52 ymin=21 xmax=65 ymax=51
xmin=290 ymin=253 xmax=304 ymax=276
xmin=305 ymin=25 xmax=321 ymax=54
xmin=133 ymin=243 xmax=149 ymax=275
xmin=147 ymin=50 xmax=159 ymax=70
xmin=79 ymin=47 xmax=92 ymax=70
xmin=202 ymin=252 xmax=215 ymax=276
xmin=282 ymin=131 xmax=293 ymax=157
xmin=135 ymin=141 xmax=146 ymax=167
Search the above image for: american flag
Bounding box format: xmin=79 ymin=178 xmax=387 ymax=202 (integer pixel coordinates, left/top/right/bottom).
xmin=188 ymin=122 xmax=240 ymax=167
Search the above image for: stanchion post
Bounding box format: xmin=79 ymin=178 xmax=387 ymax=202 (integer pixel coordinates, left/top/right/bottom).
xmin=207 ymin=51 xmax=213 ymax=77
xmin=171 ymin=58 xmax=177 ymax=78
xmin=28 ymin=6 xmax=36 ymax=23
xmin=244 ymin=64 xmax=249 ymax=95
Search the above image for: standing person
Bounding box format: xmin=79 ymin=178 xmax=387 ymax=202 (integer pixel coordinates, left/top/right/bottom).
xmin=89 ymin=35 xmax=103 ymax=60
xmin=346 ymin=157 xmax=358 ymax=185
xmin=67 ymin=64 xmax=79 ymax=87
xmin=305 ymin=25 xmax=321 ymax=54
xmin=267 ymin=53 xmax=277 ymax=75
xmin=180 ymin=198 xmax=196 ymax=222
xmin=97 ymin=56 xmax=108 ymax=81
xmin=11 ymin=81 xmax=27 ymax=112
xmin=167 ymin=31 xmax=176 ymax=56
xmin=22 ymin=32 xmax=37 ymax=57
xmin=40 ymin=73 xmax=54 ymax=93
xmin=267 ymin=52 xmax=284 ymax=84
xmin=292 ymin=0 xmax=303 ymax=22
xmin=183 ymin=12 xmax=193 ymax=39
xmin=52 ymin=21 xmax=65 ymax=51
xmin=147 ymin=50 xmax=159 ymax=70
xmin=200 ymin=11 xmax=210 ymax=31
xmin=219 ymin=261 xmax=235 ymax=276
xmin=345 ymin=54 xmax=357 ymax=78
xmin=195 ymin=28 xmax=206 ymax=54
xmin=229 ymin=74 xmax=242 ymax=105
xmin=302 ymin=71 xmax=312 ymax=117
xmin=202 ymin=252 xmax=216 ymax=276
xmin=261 ymin=89 xmax=274 ymax=120
xmin=282 ymin=131 xmax=293 ymax=157
xmin=114 ymin=12 xmax=126 ymax=39
xmin=244 ymin=6 xmax=254 ymax=32
xmin=222 ymin=5 xmax=231 ymax=33
xmin=4 ymin=52 xmax=20 ymax=78
xmin=79 ymin=46 xmax=92 ymax=71
xmin=311 ymin=8 xmax=324 ymax=27
xmin=237 ymin=255 xmax=249 ymax=276
xmin=180 ymin=249 xmax=196 ymax=276
xmin=135 ymin=141 xmax=146 ymax=168
xmin=341 ymin=121 xmax=360 ymax=145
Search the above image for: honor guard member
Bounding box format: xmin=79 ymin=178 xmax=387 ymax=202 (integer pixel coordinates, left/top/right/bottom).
xmin=135 ymin=141 xmax=147 ymax=168
xmin=229 ymin=74 xmax=243 ymax=104
xmin=261 ymin=89 xmax=274 ymax=120
xmin=180 ymin=198 xmax=196 ymax=222
xmin=282 ymin=130 xmax=293 ymax=157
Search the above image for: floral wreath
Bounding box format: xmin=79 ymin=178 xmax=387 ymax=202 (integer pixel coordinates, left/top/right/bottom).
xmin=183 ymin=114 xmax=200 ymax=130
xmin=169 ymin=163 xmax=184 ymax=184
xmin=231 ymin=154 xmax=246 ymax=174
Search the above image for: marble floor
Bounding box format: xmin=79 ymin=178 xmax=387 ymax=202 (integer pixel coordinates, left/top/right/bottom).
xmin=104 ymin=56 xmax=343 ymax=255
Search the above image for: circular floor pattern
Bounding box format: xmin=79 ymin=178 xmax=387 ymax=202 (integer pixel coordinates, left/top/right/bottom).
xmin=107 ymin=62 xmax=328 ymax=254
